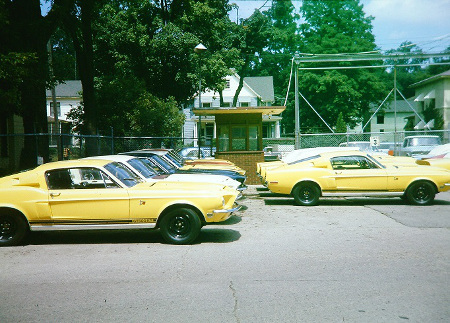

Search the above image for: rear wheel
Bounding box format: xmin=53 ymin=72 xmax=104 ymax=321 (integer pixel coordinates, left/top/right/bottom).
xmin=406 ymin=181 xmax=436 ymax=205
xmin=292 ymin=183 xmax=320 ymax=206
xmin=159 ymin=207 xmax=201 ymax=244
xmin=0 ymin=212 xmax=28 ymax=246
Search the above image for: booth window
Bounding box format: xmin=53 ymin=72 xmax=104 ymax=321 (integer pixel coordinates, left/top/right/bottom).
xmin=218 ymin=125 xmax=229 ymax=152
xmin=232 ymin=126 xmax=246 ymax=150
xmin=249 ymin=126 xmax=258 ymax=150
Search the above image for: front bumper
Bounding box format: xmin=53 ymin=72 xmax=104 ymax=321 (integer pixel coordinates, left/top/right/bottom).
xmin=206 ymin=204 xmax=242 ymax=222
xmin=213 ymin=204 xmax=242 ymax=214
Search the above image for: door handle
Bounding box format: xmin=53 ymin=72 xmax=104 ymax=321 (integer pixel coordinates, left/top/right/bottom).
xmin=50 ymin=192 xmax=61 ymax=198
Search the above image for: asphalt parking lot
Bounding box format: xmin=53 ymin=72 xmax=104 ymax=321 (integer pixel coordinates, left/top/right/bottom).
xmin=1 ymin=186 xmax=449 ymax=322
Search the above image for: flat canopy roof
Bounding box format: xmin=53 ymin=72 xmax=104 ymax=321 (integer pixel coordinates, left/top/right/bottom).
xmin=193 ymin=106 xmax=285 ymax=116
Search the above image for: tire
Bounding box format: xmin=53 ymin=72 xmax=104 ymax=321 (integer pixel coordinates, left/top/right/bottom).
xmin=406 ymin=181 xmax=436 ymax=205
xmin=292 ymin=183 xmax=320 ymax=206
xmin=159 ymin=207 xmax=201 ymax=244
xmin=0 ymin=212 xmax=29 ymax=246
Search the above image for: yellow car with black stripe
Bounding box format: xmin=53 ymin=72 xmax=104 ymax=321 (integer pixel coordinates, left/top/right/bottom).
xmin=0 ymin=159 xmax=240 ymax=246
xmin=264 ymin=151 xmax=450 ymax=206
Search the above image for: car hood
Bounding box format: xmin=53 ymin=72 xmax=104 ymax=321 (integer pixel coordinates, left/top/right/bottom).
xmin=165 ymin=173 xmax=240 ymax=189
xmin=131 ymin=180 xmax=237 ymax=195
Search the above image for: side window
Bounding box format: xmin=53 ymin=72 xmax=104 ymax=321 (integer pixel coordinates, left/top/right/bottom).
xmin=46 ymin=168 xmax=119 ymax=189
xmin=46 ymin=169 xmax=74 ymax=189
xmin=331 ymin=156 xmax=376 ymax=170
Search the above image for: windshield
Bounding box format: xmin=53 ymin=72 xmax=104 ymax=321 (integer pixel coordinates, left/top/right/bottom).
xmin=163 ymin=153 xmax=182 ymax=167
xmin=128 ymin=158 xmax=157 ymax=178
xmin=149 ymin=155 xmax=176 ymax=173
xmin=367 ymin=154 xmax=385 ymax=169
xmin=104 ymin=162 xmax=142 ymax=187
xmin=406 ymin=137 xmax=441 ymax=147
xmin=140 ymin=158 xmax=164 ymax=174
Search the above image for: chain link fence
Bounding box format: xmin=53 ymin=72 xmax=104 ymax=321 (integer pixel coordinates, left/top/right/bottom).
xmin=264 ymin=130 xmax=449 ymax=156
xmin=1 ymin=130 xmax=448 ymax=176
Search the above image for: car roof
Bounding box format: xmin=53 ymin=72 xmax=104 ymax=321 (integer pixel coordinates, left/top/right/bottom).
xmin=404 ymin=135 xmax=440 ymax=139
xmin=85 ymin=155 xmax=136 ymax=163
xmin=35 ymin=159 xmax=113 ymax=171
xmin=318 ymin=150 xmax=369 ymax=158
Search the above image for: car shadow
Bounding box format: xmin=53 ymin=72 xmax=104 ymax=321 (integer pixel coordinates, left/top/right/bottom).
xmin=213 ymin=214 xmax=242 ymax=225
xmin=26 ymin=228 xmax=241 ymax=245
xmin=263 ymin=196 xmax=450 ymax=206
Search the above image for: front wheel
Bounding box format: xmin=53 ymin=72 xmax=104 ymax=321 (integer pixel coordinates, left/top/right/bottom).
xmin=159 ymin=208 xmax=201 ymax=244
xmin=292 ymin=183 xmax=320 ymax=206
xmin=0 ymin=213 xmax=29 ymax=246
xmin=406 ymin=181 xmax=436 ymax=205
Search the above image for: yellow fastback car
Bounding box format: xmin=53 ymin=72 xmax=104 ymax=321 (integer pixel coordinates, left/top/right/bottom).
xmin=0 ymin=159 xmax=240 ymax=246
xmin=264 ymin=151 xmax=450 ymax=206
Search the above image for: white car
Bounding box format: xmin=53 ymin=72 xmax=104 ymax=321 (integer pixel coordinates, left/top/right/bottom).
xmin=413 ymin=143 xmax=450 ymax=160
xmin=86 ymin=155 xmax=243 ymax=191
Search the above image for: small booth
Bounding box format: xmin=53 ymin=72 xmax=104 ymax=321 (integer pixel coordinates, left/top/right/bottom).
xmin=193 ymin=106 xmax=286 ymax=184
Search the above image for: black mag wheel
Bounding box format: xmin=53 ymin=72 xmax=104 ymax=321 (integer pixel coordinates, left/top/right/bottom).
xmin=292 ymin=183 xmax=320 ymax=206
xmin=0 ymin=213 xmax=28 ymax=246
xmin=159 ymin=207 xmax=201 ymax=245
xmin=406 ymin=181 xmax=436 ymax=205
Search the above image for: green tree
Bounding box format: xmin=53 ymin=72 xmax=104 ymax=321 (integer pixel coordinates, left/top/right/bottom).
xmin=298 ymin=0 xmax=387 ymax=133
xmin=335 ymin=112 xmax=347 ymax=133
xmin=260 ymin=0 xmax=300 ymax=107
xmin=231 ymin=9 xmax=273 ymax=106
xmin=1 ymin=0 xmax=73 ymax=170
xmin=384 ymin=41 xmax=429 ymax=98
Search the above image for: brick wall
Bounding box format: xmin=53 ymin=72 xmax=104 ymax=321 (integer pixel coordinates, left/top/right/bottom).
xmin=216 ymin=151 xmax=264 ymax=185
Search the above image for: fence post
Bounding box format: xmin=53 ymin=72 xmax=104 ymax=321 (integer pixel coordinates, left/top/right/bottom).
xmin=111 ymin=127 xmax=114 ymax=154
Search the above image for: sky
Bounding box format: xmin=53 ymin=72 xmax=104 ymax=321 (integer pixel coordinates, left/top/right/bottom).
xmin=40 ymin=0 xmax=450 ymax=52
xmin=229 ymin=0 xmax=450 ymax=52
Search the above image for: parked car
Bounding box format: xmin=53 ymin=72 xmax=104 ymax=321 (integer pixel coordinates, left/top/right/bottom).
xmin=263 ymin=146 xmax=282 ymax=161
xmin=176 ymin=147 xmax=216 ymax=160
xmin=122 ymin=149 xmax=245 ymax=175
xmin=257 ymin=147 xmax=360 ymax=180
xmin=399 ymin=135 xmax=441 ymax=157
xmin=0 ymin=159 xmax=241 ymax=246
xmin=121 ymin=151 xmax=247 ymax=187
xmin=378 ymin=142 xmax=402 ymax=155
xmin=263 ymin=150 xmax=450 ymax=206
xmin=417 ymin=155 xmax=450 ymax=170
xmin=413 ymin=143 xmax=450 ymax=160
xmin=86 ymin=155 xmax=243 ymax=191
xmin=339 ymin=141 xmax=383 ymax=154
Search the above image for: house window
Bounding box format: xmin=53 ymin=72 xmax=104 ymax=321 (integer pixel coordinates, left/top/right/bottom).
xmin=50 ymin=102 xmax=61 ymax=116
xmin=202 ymin=102 xmax=211 ymax=108
xmin=240 ymin=102 xmax=249 ymax=107
xmin=263 ymin=123 xmax=275 ymax=138
xmin=377 ymin=115 xmax=384 ymax=124
xmin=225 ymin=80 xmax=230 ymax=89
xmin=222 ymin=102 xmax=231 ymax=107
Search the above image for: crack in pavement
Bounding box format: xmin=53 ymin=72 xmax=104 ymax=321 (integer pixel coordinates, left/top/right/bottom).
xmin=229 ymin=280 xmax=240 ymax=323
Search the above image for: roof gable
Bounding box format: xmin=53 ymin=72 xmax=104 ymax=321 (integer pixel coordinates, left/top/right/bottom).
xmin=46 ymin=80 xmax=82 ymax=98
xmin=410 ymin=69 xmax=450 ymax=88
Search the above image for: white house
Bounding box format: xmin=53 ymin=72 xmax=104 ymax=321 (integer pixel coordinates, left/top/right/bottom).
xmin=183 ymin=73 xmax=281 ymax=145
xmin=411 ymin=69 xmax=450 ymax=136
xmin=370 ymin=97 xmax=419 ymax=136
xmin=46 ymin=80 xmax=82 ymax=134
